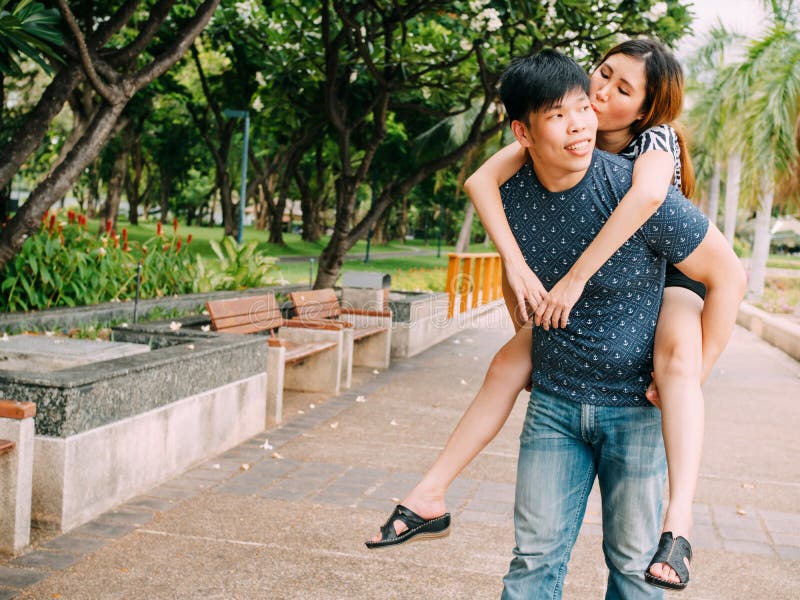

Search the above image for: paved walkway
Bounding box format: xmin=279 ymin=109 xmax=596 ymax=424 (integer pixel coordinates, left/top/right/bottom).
xmin=1 ymin=321 xmax=799 ymax=599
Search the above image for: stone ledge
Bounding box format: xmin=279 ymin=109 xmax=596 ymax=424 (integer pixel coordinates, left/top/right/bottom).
xmin=737 ymin=302 xmax=800 ymax=361
xmin=0 ymin=333 xmax=267 ymax=438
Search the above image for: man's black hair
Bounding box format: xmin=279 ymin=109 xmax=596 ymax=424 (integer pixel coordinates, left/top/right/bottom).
xmin=499 ymin=49 xmax=590 ymax=123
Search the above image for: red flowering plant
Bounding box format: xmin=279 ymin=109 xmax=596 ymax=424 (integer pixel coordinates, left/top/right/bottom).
xmin=0 ymin=211 xmax=198 ymax=311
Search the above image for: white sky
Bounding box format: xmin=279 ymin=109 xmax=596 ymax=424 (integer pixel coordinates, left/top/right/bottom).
xmin=681 ymin=0 xmax=768 ymax=52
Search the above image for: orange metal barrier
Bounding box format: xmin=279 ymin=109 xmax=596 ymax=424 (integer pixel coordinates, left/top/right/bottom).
xmin=445 ymin=253 xmax=503 ymax=318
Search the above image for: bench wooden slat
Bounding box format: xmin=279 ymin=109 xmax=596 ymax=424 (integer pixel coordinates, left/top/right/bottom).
xmin=0 ymin=439 xmax=15 ymax=455
xmin=353 ymin=326 xmax=388 ymax=341
xmin=290 ymin=289 xmax=342 ymax=320
xmin=283 ymin=340 xmax=338 ymax=365
xmin=207 ymin=294 xmax=283 ymax=333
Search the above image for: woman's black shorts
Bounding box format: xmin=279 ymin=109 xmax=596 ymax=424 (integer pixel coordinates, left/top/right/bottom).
xmin=665 ymin=264 xmax=706 ymax=300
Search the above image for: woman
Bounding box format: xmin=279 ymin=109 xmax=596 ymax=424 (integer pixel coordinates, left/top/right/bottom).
xmin=368 ymin=39 xmax=702 ymax=592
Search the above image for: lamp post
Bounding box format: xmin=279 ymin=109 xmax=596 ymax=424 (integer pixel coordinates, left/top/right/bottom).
xmin=223 ymin=109 xmax=250 ymax=244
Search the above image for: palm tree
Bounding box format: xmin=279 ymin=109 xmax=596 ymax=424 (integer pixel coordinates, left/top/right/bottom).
xmin=686 ymin=25 xmax=743 ymax=239
xmin=736 ymin=18 xmax=800 ymax=297
xmin=688 ymin=2 xmax=800 ymax=298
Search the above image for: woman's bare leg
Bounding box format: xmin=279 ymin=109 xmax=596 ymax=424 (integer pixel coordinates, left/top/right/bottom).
xmin=370 ymin=324 xmax=533 ymax=541
xmin=648 ymin=287 xmax=705 ymax=583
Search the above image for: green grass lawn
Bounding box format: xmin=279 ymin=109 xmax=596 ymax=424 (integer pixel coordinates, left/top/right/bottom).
xmin=98 ymin=217 xmax=492 ymax=261
xmin=275 ymin=253 xmax=458 ymax=291
xmin=766 ymin=255 xmax=800 ymax=270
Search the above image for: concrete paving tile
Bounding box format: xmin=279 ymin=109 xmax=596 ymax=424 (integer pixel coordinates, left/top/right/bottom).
xmin=70 ymin=520 xmax=136 ymax=539
xmin=463 ymin=499 xmax=513 ymax=515
xmin=124 ymin=495 xmax=180 ymax=512
xmin=690 ymin=525 xmax=722 ymax=550
xmin=182 ymin=467 xmax=234 ymax=482
xmin=768 ymin=531 xmax=800 ymax=546
xmin=358 ymin=497 xmax=396 ymax=512
xmin=0 ymin=588 xmax=18 ymax=600
xmin=41 ymin=535 xmax=107 ymax=555
xmin=290 ymin=462 xmax=348 ymax=480
xmin=473 ymin=482 xmax=516 ymax=502
xmin=0 ymin=567 xmax=47 ymax=588
xmin=776 ymin=545 xmax=800 ymax=561
xmin=312 ymin=492 xmax=360 ymax=507
xmin=100 ymin=508 xmax=155 ymax=527
xmin=256 ymin=487 xmax=309 ymax=501
xmin=334 ymin=467 xmax=386 ymax=486
xmin=721 ymin=540 xmax=776 ymax=556
xmin=158 ymin=476 xmax=218 ymax=492
xmin=9 ymin=550 xmax=81 ymax=571
xmin=143 ymin=485 xmax=197 ymax=500
xmin=459 ymin=510 xmax=511 ymax=526
xmin=717 ymin=524 xmax=770 ymax=542
xmin=214 ymin=482 xmax=262 ymax=496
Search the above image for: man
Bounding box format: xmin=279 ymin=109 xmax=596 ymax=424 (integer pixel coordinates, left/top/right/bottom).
xmin=496 ymin=50 xmax=745 ymax=598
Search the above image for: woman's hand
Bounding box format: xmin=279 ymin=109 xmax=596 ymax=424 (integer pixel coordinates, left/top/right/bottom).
xmin=646 ymin=374 xmax=661 ymax=409
xmin=504 ymin=259 xmax=546 ymax=322
xmin=534 ymin=272 xmax=587 ymax=330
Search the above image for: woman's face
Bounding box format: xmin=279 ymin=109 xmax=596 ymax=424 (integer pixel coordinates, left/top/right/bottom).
xmin=589 ymin=53 xmax=647 ymax=135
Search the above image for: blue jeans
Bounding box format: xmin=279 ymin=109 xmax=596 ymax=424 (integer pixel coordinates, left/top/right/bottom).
xmin=501 ymin=389 xmax=666 ymax=600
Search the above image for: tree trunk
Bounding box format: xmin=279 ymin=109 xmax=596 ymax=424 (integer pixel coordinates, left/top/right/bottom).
xmin=315 ymin=177 xmax=359 ymax=288
xmin=98 ymin=148 xmax=128 ymax=233
xmin=723 ymin=154 xmax=741 ymax=246
xmin=748 ymin=184 xmax=773 ymax=299
xmin=218 ymin=170 xmax=236 ymax=238
xmin=706 ymin=163 xmax=721 ymax=226
xmin=0 ymin=103 xmax=127 ymax=268
xmin=455 ymin=199 xmax=475 ymax=253
xmin=399 ymin=195 xmax=408 ymax=243
xmin=126 ymin=140 xmax=144 ymax=225
xmin=268 ymin=195 xmax=286 ymax=244
xmin=159 ymin=172 xmax=172 ymax=222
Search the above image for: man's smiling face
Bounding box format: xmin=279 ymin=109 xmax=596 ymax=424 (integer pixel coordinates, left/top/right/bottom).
xmin=512 ymin=87 xmax=598 ymax=192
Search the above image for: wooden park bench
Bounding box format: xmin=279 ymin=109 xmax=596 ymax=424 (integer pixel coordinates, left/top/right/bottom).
xmin=206 ymin=293 xmax=350 ymax=424
xmin=289 ymin=288 xmax=392 ymax=369
xmin=0 ymin=439 xmax=14 ymax=455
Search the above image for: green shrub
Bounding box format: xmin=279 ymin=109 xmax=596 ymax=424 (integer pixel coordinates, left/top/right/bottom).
xmin=2 ymin=211 xmax=195 ymax=311
xmin=194 ymin=236 xmax=279 ymax=292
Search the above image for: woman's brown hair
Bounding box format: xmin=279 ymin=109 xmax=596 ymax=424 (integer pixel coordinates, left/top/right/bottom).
xmin=599 ymin=39 xmax=696 ymax=198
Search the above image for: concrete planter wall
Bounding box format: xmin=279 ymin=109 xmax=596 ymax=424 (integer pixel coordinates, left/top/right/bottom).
xmin=388 ymin=291 xmax=507 ymax=358
xmin=0 ymin=331 xmax=267 ymax=533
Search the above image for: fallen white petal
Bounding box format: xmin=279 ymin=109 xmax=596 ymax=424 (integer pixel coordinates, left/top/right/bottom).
xmin=120 ymin=322 xmax=129 ymax=328
xmin=201 ymin=325 xmax=211 ymax=332
xmin=309 ymin=404 xmax=316 ymax=409
xmin=1 ymin=333 xmax=8 ymax=342
xmin=460 ymin=379 xmax=467 ymax=385
xmin=742 ymin=483 xmax=755 ymax=489
xmin=453 ymin=339 xmax=461 ymax=345
xmin=271 ymin=452 xmax=284 ymax=460
xmin=372 ymin=369 xmax=380 ymax=375
xmin=240 ymin=463 xmax=251 ymax=471
xmin=297 ymin=410 xmax=305 ymax=415
xmin=261 ymin=439 xmax=273 ymax=450
xmin=169 ymin=321 xmax=182 ymax=331
xmin=45 ymin=331 xmax=55 ymax=337
xmin=390 ymin=419 xmax=397 ymax=426
xmin=330 ymin=422 xmax=339 ymax=429
xmin=186 ymin=344 xmax=195 ymax=350
xmin=391 ymin=497 xmax=400 ymax=503
xmin=211 ymin=463 xmax=220 ymax=470
xmin=355 ymin=395 xmax=366 ymax=403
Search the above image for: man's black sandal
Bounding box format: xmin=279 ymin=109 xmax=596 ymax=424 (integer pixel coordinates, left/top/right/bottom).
xmin=365 ymin=504 xmax=451 ymax=549
xmin=645 ymin=532 xmax=692 ymax=591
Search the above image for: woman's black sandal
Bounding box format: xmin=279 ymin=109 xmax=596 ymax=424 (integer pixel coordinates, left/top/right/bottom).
xmin=645 ymin=532 xmax=692 ymax=591
xmin=365 ymin=505 xmax=451 ymax=549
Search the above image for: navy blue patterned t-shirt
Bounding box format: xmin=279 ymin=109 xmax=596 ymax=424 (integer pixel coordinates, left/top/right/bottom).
xmin=501 ymin=150 xmax=708 ymax=407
